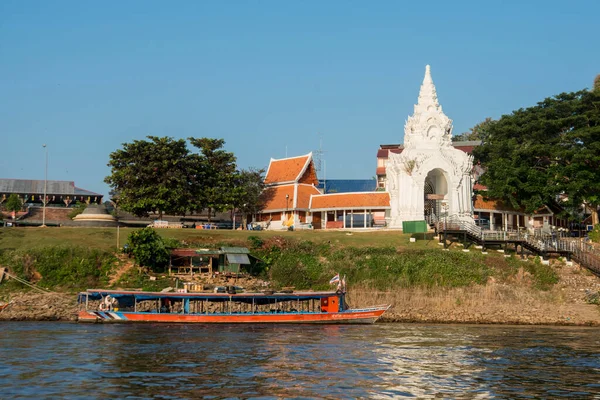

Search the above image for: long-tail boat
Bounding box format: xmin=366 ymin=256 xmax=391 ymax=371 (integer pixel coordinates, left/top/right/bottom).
xmin=77 ymin=288 xmax=390 ymax=324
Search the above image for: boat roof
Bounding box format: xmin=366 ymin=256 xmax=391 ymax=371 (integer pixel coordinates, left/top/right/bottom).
xmin=78 ymin=289 xmax=340 ymax=304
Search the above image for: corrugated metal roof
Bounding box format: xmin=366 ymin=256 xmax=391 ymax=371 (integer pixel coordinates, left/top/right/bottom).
xmin=0 ymin=179 xmax=75 ymax=194
xmin=226 ymin=253 xmax=250 ymax=265
xmin=74 ymin=186 xmax=103 ymax=196
xmin=220 ymin=247 xmax=250 ymax=254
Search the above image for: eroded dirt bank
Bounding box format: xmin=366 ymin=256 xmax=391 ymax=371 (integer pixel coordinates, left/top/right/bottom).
xmin=356 ymin=262 xmax=600 ymax=325
xmin=0 ymin=292 xmax=79 ymax=321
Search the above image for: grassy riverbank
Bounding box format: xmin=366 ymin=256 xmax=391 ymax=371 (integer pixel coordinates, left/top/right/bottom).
xmin=1 ymin=227 xmax=599 ymax=325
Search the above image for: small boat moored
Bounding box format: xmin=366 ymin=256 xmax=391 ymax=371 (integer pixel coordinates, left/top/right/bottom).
xmin=77 ymin=287 xmax=389 ymax=324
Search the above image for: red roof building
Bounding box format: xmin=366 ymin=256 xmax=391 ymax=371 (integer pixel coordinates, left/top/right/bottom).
xmin=258 ymin=153 xmax=322 ymax=229
xmin=256 ymin=153 xmax=390 ymax=230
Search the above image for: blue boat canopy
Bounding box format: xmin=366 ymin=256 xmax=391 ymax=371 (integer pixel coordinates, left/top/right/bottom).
xmin=78 ymin=289 xmax=340 ymax=305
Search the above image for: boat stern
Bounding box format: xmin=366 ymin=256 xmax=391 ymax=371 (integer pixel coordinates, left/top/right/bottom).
xmin=78 ymin=310 xmax=100 ymax=323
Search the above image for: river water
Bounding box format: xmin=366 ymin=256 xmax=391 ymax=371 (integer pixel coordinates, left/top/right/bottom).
xmin=0 ymin=322 xmax=599 ymax=399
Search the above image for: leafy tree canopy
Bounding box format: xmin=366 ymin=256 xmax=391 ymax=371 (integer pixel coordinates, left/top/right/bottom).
xmin=105 ymin=136 xmax=264 ymax=224
xmin=126 ymin=227 xmax=172 ymax=271
xmin=105 ymin=136 xmax=192 ymax=218
xmin=5 ymin=193 xmax=22 ymax=213
xmin=188 ymin=138 xmax=237 ymax=221
xmin=473 ymin=89 xmax=600 ymax=223
xmin=232 ymin=168 xmax=267 ymax=214
xmin=231 ymin=168 xmax=267 ymax=228
xmin=452 ymin=117 xmax=494 ymax=142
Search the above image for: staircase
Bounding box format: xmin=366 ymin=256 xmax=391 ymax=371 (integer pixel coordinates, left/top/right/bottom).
xmin=436 ymin=215 xmax=600 ymax=277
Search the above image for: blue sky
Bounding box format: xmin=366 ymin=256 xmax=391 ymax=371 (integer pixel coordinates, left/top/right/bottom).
xmin=1 ymin=1 xmax=598 ymax=197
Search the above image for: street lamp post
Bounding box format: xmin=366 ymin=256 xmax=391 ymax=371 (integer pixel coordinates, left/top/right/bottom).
xmin=285 ymin=194 xmax=290 ymax=229
xmin=285 ymin=194 xmax=289 ymax=216
xmin=42 ymin=144 xmax=48 ymax=227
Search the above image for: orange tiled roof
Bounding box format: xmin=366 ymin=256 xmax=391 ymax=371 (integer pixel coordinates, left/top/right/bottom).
xmin=310 ymin=192 xmax=390 ymax=210
xmin=474 ymin=195 xmax=561 ymax=215
xmin=261 ymin=184 xmax=321 ymax=212
xmin=264 ymin=154 xmax=315 ymax=185
xmin=296 ymin=184 xmax=321 ymax=209
xmin=473 ymin=195 xmax=520 ymax=212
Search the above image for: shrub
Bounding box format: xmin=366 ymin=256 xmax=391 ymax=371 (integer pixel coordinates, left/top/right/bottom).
xmin=524 ymin=258 xmax=559 ymax=290
xmin=247 ymin=235 xmax=264 ymax=249
xmin=5 ymin=193 xmax=22 ymax=213
xmin=127 ymin=227 xmax=180 ymax=271
xmin=67 ymin=202 xmax=87 ymax=219
xmin=589 ymin=224 xmax=600 ymax=243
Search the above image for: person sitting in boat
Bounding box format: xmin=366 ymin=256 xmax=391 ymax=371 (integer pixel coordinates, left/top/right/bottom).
xmin=160 ymin=298 xmax=171 ymax=313
xmin=99 ymin=295 xmax=116 ymax=311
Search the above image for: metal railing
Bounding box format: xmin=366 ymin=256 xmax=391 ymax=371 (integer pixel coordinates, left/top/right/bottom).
xmin=436 ymin=216 xmax=600 ymax=275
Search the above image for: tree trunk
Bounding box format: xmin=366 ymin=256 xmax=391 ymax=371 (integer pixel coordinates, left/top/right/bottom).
xmin=592 ymin=207 xmax=599 ymax=226
xmin=207 ymin=208 xmax=212 ymax=223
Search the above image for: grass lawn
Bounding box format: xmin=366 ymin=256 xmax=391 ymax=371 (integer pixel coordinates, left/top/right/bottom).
xmin=0 ymin=226 xmax=439 ymax=252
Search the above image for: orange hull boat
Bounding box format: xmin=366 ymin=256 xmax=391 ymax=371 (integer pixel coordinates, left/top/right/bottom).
xmin=78 ymin=289 xmax=390 ymax=324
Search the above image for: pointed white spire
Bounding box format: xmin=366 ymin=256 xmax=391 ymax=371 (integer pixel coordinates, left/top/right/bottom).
xmin=404 ymin=64 xmax=453 ymax=148
xmin=416 ymin=64 xmax=440 ymax=110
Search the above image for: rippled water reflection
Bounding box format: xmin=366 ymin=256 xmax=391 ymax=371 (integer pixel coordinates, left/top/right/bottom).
xmin=1 ymin=323 xmax=599 ymax=398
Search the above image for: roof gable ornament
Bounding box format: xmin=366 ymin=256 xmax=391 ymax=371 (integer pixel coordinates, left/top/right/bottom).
xmin=404 ymin=65 xmax=453 ymax=149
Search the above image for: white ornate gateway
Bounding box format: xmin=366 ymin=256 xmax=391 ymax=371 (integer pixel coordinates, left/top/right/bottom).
xmin=387 ymin=65 xmax=474 ymax=228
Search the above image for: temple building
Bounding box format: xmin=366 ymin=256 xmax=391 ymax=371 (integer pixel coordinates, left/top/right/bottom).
xmin=257 ymin=154 xmax=389 ymax=229
xmin=255 ymin=65 xmax=567 ymax=231
xmin=257 ymin=154 xmax=322 ymax=230
xmin=0 ymin=179 xmax=103 ymax=207
xmin=385 ymin=65 xmax=475 ymax=228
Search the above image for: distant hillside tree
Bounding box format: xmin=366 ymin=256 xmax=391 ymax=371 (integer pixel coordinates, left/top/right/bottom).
xmin=105 ymin=136 xmax=192 ymax=219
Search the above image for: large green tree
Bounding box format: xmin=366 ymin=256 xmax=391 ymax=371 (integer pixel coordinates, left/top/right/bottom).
xmin=105 ymin=136 xmax=192 ymax=219
xmin=553 ymin=88 xmax=600 ymax=224
xmin=474 ymin=88 xmax=600 ymax=223
xmin=188 ymin=138 xmax=237 ymax=222
xmin=231 ymin=167 xmax=267 ymax=228
xmin=452 ymin=117 xmax=494 ymax=142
